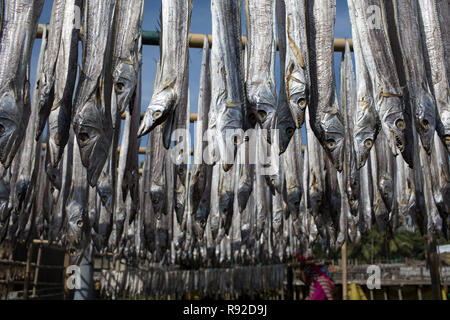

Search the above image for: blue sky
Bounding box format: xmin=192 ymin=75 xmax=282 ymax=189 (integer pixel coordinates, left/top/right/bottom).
xmin=30 ymin=0 xmax=353 ymax=154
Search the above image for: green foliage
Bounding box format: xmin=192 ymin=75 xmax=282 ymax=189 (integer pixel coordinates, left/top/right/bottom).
xmin=312 ymin=228 xmax=449 ymax=262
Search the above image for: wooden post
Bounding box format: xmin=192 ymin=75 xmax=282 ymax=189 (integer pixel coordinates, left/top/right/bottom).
xmin=286 ymin=266 xmax=293 ymax=300
xmin=31 ymin=245 xmax=43 ymax=298
xmin=426 ymin=234 xmax=441 ymax=300
xmin=342 ymin=241 xmax=348 ymax=300
xmin=383 ymin=287 xmax=388 ymax=300
xmin=63 ymin=253 xmax=70 ymax=300
xmin=23 ymin=243 xmax=33 ymax=300
xmin=417 ymin=285 xmax=423 ymax=300
xmin=370 ymin=290 xmax=374 ymax=300
xmin=398 ymin=286 xmax=403 ymax=300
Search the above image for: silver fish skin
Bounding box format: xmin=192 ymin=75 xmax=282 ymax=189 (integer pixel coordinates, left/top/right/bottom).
xmin=65 ymin=135 xmax=91 ymax=266
xmin=305 ymin=109 xmax=325 ymax=218
xmin=210 ymin=0 xmax=245 ymax=171
xmin=351 ymin=0 xmax=408 ymax=159
xmin=0 ymin=0 xmax=44 ymax=168
xmin=150 ymin=123 xmax=167 ymax=219
xmin=430 ymin=134 xmax=450 ymax=221
xmin=138 ymin=0 xmax=192 ymax=137
xmin=192 ymin=36 xmax=213 ymax=236
xmin=244 ymin=0 xmax=277 ymax=134
xmin=172 ymin=69 xmax=190 ymax=226
xmin=218 ymin=163 xmax=235 ymax=236
xmin=340 ymin=40 xmax=360 ymax=215
xmin=12 ymin=22 xmax=47 ymax=236
xmin=122 ymin=68 xmax=142 ymax=223
xmin=359 ymin=156 xmax=373 ymax=232
xmin=255 ymin=130 xmax=268 ymax=240
xmin=237 ymin=132 xmax=254 ymax=214
xmin=73 ymin=0 xmax=116 ymax=187
xmin=387 ymin=0 xmax=437 ymax=155
xmin=392 ymin=155 xmax=411 ymax=231
xmin=436 ymin=0 xmax=449 ymax=81
xmin=273 ymin=0 xmax=296 ymax=154
xmin=112 ymin=110 xmax=131 ymax=251
xmin=46 ymin=0 xmax=83 ymax=167
xmin=418 ymin=0 xmax=450 ymax=154
xmin=35 ymin=0 xmax=65 ymax=139
xmin=369 ymin=146 xmax=389 ymax=235
xmin=142 ymin=130 xmax=155 ymax=253
xmin=347 ymin=0 xmax=380 ymax=169
xmin=49 ymin=129 xmax=73 ymax=243
xmin=209 ymin=164 xmax=221 ymax=241
xmin=307 ymin=0 xmax=345 ymax=172
xmin=282 ymin=129 xmax=302 ymax=219
xmin=284 ymin=0 xmax=309 ymax=129
xmin=111 ymin=0 xmax=144 ymax=114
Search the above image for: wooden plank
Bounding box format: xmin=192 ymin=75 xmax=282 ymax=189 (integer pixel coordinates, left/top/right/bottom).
xmin=23 ymin=244 xmax=33 ymax=300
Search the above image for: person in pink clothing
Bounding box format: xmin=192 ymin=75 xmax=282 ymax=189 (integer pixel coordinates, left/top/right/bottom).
xmin=298 ymin=256 xmax=334 ymax=300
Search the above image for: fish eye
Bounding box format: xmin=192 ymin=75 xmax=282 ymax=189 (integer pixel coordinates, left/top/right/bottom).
xmin=0 ymin=124 xmax=5 ymax=135
xmin=101 ymin=195 xmax=108 ymax=203
xmin=69 ymin=248 xmax=77 ymax=256
xmin=297 ymin=98 xmax=307 ymax=109
xmin=445 ymin=135 xmax=450 ymax=145
xmin=257 ymin=110 xmax=267 ymax=122
xmin=326 ymin=139 xmax=336 ymax=149
xmin=152 ymin=198 xmax=159 ymax=204
xmin=395 ymin=119 xmax=406 ymax=131
xmin=76 ymin=220 xmax=83 ymax=228
xmin=232 ymin=135 xmax=241 ymax=145
xmin=78 ymin=132 xmax=90 ymax=145
xmin=177 ymin=167 xmax=184 ymax=175
xmin=421 ymin=120 xmax=430 ymax=131
xmin=153 ymin=110 xmax=162 ymax=119
xmin=200 ymin=220 xmax=206 ymax=228
xmin=286 ymin=127 xmax=295 ymax=137
xmin=294 ymin=201 xmax=300 ymax=207
xmin=364 ymin=139 xmax=374 ymax=149
xmin=115 ymin=82 xmax=125 ymax=94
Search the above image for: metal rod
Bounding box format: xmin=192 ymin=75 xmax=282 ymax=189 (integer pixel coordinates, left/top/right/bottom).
xmin=23 ymin=243 xmax=33 ymax=300
xmin=37 ymin=24 xmax=353 ymax=52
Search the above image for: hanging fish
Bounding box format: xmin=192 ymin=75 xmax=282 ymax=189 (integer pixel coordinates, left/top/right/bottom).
xmin=284 ymin=0 xmax=309 ymax=130
xmin=348 ymin=1 xmax=380 ymax=169
xmin=418 ymin=0 xmax=450 ymax=154
xmin=0 ymin=0 xmax=44 ymax=168
xmin=65 ymin=135 xmax=91 ymax=266
xmin=210 ymin=0 xmax=245 ymax=171
xmin=111 ymin=0 xmax=144 ymax=114
xmin=307 ymin=0 xmax=345 ymax=172
xmin=138 ymin=0 xmax=192 ymax=137
xmin=43 ymin=0 xmax=83 ymax=167
xmin=350 ymin=0 xmax=409 ymax=163
xmin=73 ymin=0 xmax=116 ymax=187
xmin=273 ymin=0 xmax=296 ymax=154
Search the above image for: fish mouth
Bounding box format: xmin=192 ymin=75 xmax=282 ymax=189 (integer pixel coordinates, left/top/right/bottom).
xmin=138 ymin=105 xmax=170 ymax=137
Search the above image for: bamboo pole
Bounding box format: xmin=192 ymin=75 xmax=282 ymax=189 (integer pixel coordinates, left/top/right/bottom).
xmin=31 ymin=245 xmax=43 ymax=298
xmin=36 ymin=24 xmax=353 ymax=52
xmin=23 ymin=243 xmax=33 ymax=300
xmin=341 ymin=242 xmax=348 ymax=300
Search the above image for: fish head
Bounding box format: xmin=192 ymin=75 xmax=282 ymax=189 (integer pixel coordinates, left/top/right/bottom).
xmin=47 ymin=109 xmax=71 ymax=167
xmin=96 ymin=174 xmax=113 ymax=213
xmin=137 ymin=88 xmax=176 ymax=137
xmin=321 ymin=113 xmax=345 ymax=172
xmin=378 ymin=176 xmax=393 ymax=211
xmin=286 ymin=187 xmax=301 ymax=217
xmin=66 ymin=200 xmax=90 ymax=265
xmin=74 ymin=100 xmax=112 ymax=187
xmin=150 ymin=186 xmax=166 ymax=219
xmin=379 ymin=97 xmax=406 ymax=156
xmin=272 ymin=109 xmax=295 ymax=155
xmin=219 ymin=191 xmax=234 ymax=219
xmin=287 ymin=72 xmax=308 ymax=128
xmin=414 ymin=89 xmax=436 ymax=155
xmin=0 ymin=89 xmax=23 ymax=167
xmin=354 ymin=98 xmax=380 ymax=169
xmin=45 ymin=161 xmax=62 ymax=190
xmin=237 ymin=180 xmax=252 ymax=213
xmin=113 ymin=62 xmax=137 ymax=114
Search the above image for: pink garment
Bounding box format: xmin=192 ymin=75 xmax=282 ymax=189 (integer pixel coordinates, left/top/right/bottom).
xmin=310 ymin=280 xmax=327 ymax=300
